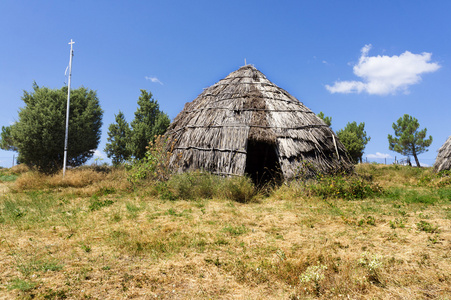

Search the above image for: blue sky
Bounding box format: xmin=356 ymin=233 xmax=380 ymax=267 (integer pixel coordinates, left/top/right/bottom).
xmin=1 ymin=1 xmax=450 ymax=168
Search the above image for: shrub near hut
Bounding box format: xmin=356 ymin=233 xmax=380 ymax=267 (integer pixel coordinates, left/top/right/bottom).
xmin=306 ymin=173 xmax=383 ymax=200
xmin=127 ymin=135 xmax=174 ymax=185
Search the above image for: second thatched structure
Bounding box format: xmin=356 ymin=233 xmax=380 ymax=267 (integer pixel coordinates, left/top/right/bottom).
xmin=165 ymin=65 xmax=353 ymax=182
xmin=434 ymin=136 xmax=451 ymax=172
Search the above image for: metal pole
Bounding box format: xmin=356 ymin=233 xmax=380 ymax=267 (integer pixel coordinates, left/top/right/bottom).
xmin=63 ymin=39 xmax=74 ymax=177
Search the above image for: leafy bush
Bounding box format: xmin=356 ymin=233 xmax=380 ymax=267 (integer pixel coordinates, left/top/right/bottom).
xmin=127 ymin=135 xmax=175 ymax=186
xmin=6 ymin=85 xmax=102 ymax=173
xmin=306 ymin=174 xmax=383 ymax=200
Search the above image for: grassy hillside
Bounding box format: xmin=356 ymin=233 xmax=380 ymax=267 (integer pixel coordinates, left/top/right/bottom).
xmin=0 ymin=164 xmax=450 ymax=299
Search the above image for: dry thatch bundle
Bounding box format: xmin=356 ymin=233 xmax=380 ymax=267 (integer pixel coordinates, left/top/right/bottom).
xmin=434 ymin=136 xmax=451 ymax=172
xmin=165 ymin=65 xmax=353 ymax=182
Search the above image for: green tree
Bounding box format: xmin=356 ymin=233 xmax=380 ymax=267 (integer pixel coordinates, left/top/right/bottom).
xmin=317 ymin=111 xmax=332 ymax=127
xmin=0 ymin=125 xmax=17 ymax=151
xmin=5 ymin=83 xmax=103 ymax=173
xmin=129 ymin=90 xmax=170 ymax=159
xmin=104 ymin=111 xmax=131 ymax=166
xmin=388 ymin=114 xmax=432 ymax=167
xmin=337 ymin=122 xmax=371 ymax=164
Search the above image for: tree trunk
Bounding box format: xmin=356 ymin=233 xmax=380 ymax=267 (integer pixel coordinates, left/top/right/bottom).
xmin=412 ymin=146 xmax=421 ymax=168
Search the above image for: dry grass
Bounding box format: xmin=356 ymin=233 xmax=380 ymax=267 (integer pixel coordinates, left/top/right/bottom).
xmin=0 ymin=164 xmax=450 ymax=299
xmin=12 ymin=166 xmax=130 ymax=196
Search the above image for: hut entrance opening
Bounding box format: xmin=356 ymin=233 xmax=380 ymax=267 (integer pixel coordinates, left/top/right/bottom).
xmin=245 ymin=140 xmax=282 ymax=185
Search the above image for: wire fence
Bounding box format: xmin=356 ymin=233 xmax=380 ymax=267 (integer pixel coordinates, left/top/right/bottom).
xmin=0 ymin=155 xmax=438 ymax=169
xmin=362 ymin=157 xmax=436 ymax=167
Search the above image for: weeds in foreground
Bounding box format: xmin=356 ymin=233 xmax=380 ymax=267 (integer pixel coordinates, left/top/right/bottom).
xmin=299 ymin=264 xmax=328 ymax=296
xmin=416 ymin=220 xmax=440 ymax=233
xmin=358 ymin=252 xmax=383 ymax=284
xmin=271 ymin=172 xmax=384 ymax=203
xmin=300 ymin=173 xmax=383 ymax=200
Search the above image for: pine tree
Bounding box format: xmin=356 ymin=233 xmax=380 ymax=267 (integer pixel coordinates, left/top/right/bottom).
xmin=388 ymin=114 xmax=432 ymax=167
xmin=337 ymin=122 xmax=370 ymax=164
xmin=104 ymin=111 xmax=131 ymax=166
xmin=317 ymin=111 xmax=332 ymax=127
xmin=129 ymin=90 xmax=170 ymax=159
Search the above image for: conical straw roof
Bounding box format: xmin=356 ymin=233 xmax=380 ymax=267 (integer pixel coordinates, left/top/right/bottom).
xmin=166 ymin=65 xmax=353 ymax=180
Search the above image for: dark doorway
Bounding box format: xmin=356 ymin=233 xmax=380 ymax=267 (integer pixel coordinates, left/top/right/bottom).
xmin=245 ymin=140 xmax=282 ymax=185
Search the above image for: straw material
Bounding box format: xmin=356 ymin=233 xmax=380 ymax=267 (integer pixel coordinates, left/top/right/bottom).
xmin=434 ymin=136 xmax=451 ymax=172
xmin=165 ymin=65 xmax=353 ymax=180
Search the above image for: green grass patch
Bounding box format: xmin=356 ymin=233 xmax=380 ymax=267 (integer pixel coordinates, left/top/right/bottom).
xmin=437 ymin=188 xmax=451 ymax=201
xmin=7 ymin=278 xmax=37 ymax=291
xmin=126 ymin=202 xmax=141 ymax=213
xmin=403 ymin=190 xmax=438 ymax=204
xmin=0 ymin=192 xmax=61 ymax=226
xmin=0 ymin=174 xmax=18 ymax=182
xmin=17 ymin=257 xmax=63 ymax=276
xmin=89 ymin=198 xmax=114 ymax=211
xmin=222 ymin=224 xmax=248 ymax=236
xmin=383 ymin=188 xmax=445 ymax=205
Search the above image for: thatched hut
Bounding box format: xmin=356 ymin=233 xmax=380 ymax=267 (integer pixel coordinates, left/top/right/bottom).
xmin=165 ymin=65 xmax=353 ymax=182
xmin=434 ymin=136 xmax=451 ymax=172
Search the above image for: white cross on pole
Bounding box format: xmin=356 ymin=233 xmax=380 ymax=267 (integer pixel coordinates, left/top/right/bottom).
xmin=63 ymin=39 xmax=74 ymax=177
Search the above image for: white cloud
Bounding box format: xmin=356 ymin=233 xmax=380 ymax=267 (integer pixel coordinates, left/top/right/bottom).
xmin=93 ymin=149 xmax=104 ymax=158
xmin=145 ymin=76 xmax=163 ymax=85
xmin=326 ymin=45 xmax=440 ymax=95
xmin=367 ymin=152 xmax=393 ymax=159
